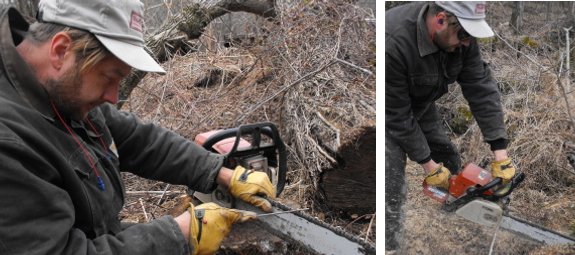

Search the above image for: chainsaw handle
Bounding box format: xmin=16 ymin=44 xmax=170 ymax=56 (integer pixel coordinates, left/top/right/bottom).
xmin=466 ymin=172 xmax=526 ymax=199
xmin=201 ymin=122 xmax=287 ymax=197
xmin=466 ymin=177 xmax=502 ymax=196
xmin=490 ymin=172 xmax=526 ymax=198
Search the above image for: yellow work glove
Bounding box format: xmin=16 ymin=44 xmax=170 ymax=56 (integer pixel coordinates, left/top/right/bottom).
xmin=424 ymin=164 xmax=451 ymax=190
xmin=491 ymin=158 xmax=516 ymax=184
xmin=188 ymin=202 xmax=256 ymax=255
xmin=229 ymin=166 xmax=276 ymax=212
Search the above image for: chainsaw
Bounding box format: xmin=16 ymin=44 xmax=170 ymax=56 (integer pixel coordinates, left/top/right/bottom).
xmin=191 ymin=122 xmax=375 ymax=255
xmin=423 ymin=163 xmax=524 ymax=212
xmin=423 ymin=163 xmax=575 ymax=245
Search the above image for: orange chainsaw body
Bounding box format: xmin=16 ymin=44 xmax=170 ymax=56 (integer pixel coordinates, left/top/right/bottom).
xmin=448 ymin=163 xmax=493 ymax=198
xmin=423 ymin=163 xmax=494 ymax=203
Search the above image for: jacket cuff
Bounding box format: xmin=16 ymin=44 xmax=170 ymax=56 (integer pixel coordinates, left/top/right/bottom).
xmin=487 ymin=138 xmax=508 ymax=151
xmin=163 ymin=216 xmax=191 ymax=255
xmin=191 ymin=153 xmax=225 ymax=193
xmin=416 ymin=156 xmax=432 ymax=164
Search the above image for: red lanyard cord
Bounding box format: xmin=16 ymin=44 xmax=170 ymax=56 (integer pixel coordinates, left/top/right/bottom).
xmin=50 ymin=102 xmax=106 ymax=191
xmin=85 ymin=118 xmax=111 ymax=159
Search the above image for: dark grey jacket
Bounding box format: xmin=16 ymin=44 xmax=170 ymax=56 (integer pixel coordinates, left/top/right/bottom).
xmin=0 ymin=6 xmax=223 ymax=255
xmin=385 ymin=2 xmax=507 ymax=163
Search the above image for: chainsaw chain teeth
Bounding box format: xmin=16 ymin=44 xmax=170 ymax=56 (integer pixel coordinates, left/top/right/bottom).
xmin=269 ymin=200 xmax=376 ymax=254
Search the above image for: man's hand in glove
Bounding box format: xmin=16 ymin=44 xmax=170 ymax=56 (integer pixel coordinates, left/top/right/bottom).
xmin=187 ymin=202 xmax=256 ymax=255
xmin=491 ymin=158 xmax=516 ymax=183
xmin=228 ymin=166 xmax=276 ymax=212
xmin=424 ymin=163 xmax=451 ymax=190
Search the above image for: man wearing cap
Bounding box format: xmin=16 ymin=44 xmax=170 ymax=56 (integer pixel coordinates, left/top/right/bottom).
xmin=385 ymin=1 xmax=516 ymax=251
xmin=0 ymin=0 xmax=276 ymax=254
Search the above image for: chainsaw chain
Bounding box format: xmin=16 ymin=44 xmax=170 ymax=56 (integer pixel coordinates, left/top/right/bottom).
xmin=269 ymin=200 xmax=377 ymax=254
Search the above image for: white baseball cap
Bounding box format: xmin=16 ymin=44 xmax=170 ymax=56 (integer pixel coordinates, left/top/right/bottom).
xmin=37 ymin=0 xmax=165 ymax=74
xmin=436 ymin=1 xmax=494 ymax=38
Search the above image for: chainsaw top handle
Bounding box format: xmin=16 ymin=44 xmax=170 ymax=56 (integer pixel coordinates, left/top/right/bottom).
xmin=488 ymin=172 xmax=525 ymax=199
xmin=201 ymin=122 xmax=287 ymax=197
xmin=466 ymin=172 xmax=526 ymax=200
xmin=465 ymin=177 xmax=502 ymax=196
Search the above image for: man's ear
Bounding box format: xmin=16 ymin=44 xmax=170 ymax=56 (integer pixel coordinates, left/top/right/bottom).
xmin=435 ymin=12 xmax=448 ymax=29
xmin=49 ymin=32 xmax=73 ymax=71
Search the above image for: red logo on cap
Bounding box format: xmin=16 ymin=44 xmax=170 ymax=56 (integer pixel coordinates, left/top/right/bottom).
xmin=130 ymin=11 xmax=143 ymax=32
xmin=475 ymin=4 xmax=485 ymax=15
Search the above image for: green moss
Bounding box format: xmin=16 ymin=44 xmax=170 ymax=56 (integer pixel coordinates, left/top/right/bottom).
xmin=448 ymin=105 xmax=474 ymax=135
xmin=477 ymin=37 xmax=497 ymax=44
xmin=521 ymin=36 xmax=539 ymax=48
xmin=457 ymin=106 xmax=473 ymax=122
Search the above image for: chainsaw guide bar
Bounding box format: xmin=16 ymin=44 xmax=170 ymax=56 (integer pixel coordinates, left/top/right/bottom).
xmin=500 ymin=213 xmax=575 ymax=245
xmin=455 ymin=199 xmax=575 ymax=245
xmin=234 ymin=199 xmax=376 ymax=255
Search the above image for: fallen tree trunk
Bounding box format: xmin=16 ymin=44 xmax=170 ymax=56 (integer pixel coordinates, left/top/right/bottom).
xmin=320 ymin=126 xmax=376 ymax=216
xmin=119 ymin=0 xmax=276 ymax=108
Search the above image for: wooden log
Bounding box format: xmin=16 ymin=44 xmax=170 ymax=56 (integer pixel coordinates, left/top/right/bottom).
xmin=320 ymin=126 xmax=376 ymax=216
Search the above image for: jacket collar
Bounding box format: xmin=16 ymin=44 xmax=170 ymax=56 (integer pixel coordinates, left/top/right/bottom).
xmin=416 ymin=3 xmax=439 ymax=57
xmin=0 ymin=7 xmax=55 ymax=121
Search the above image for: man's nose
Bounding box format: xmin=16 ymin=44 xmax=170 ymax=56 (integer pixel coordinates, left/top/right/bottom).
xmin=102 ymin=83 xmax=119 ymax=104
xmin=460 ymin=38 xmax=471 ymax=47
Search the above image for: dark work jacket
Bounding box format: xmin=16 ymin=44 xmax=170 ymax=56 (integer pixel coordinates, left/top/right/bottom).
xmin=385 ymin=2 xmax=507 ymax=163
xmin=0 ymin=6 xmax=224 ymax=255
